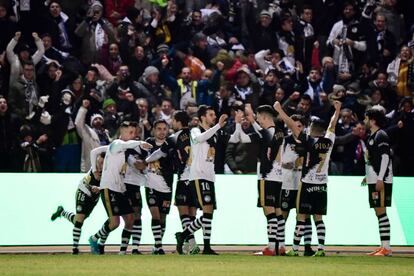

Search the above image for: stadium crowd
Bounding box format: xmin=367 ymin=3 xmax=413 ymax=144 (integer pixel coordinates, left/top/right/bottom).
xmin=0 ymin=0 xmax=413 ymax=176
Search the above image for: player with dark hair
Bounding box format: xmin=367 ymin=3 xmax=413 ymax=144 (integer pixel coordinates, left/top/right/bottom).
xmin=364 ymin=108 xmax=393 ymax=256
xmin=280 ymin=114 xmax=315 ymax=256
xmin=175 ymin=105 xmax=228 ymax=255
xmin=145 ymin=110 xmax=201 ymax=254
xmin=51 ymin=146 xmax=108 ymax=254
xmin=170 ymin=111 xmax=200 ymax=254
xmin=275 ymin=100 xmax=342 ymax=257
xmin=240 ymin=104 xmax=286 ymax=256
xmin=88 ymin=121 xmax=152 ymax=255
xmin=144 ymin=119 xmax=175 ymax=255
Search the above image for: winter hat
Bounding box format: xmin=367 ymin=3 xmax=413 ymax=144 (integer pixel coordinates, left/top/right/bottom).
xmin=90 ymin=113 xmax=104 ymax=125
xmin=103 ymin=98 xmax=116 ymax=110
xmin=333 ymin=84 xmax=346 ymax=94
xmin=156 ymin=44 xmax=169 ymax=54
xmin=260 ymin=10 xmax=272 ymax=18
xmin=91 ymin=1 xmax=103 ymax=11
xmin=143 ymin=66 xmax=159 ymax=79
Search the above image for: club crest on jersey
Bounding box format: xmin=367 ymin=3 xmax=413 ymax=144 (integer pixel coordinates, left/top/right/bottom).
xmin=113 ymin=206 xmax=119 ymax=213
xmin=282 ymin=202 xmax=289 ymax=209
xmin=204 ymin=195 xmax=211 ymax=203
xmin=352 ymin=27 xmax=357 ymax=33
xmin=149 ymin=198 xmax=156 ymax=205
xmin=76 ymin=205 xmax=82 ymax=212
xmin=369 ymin=139 xmax=374 ymax=146
xmin=206 ymin=147 xmax=215 ymax=162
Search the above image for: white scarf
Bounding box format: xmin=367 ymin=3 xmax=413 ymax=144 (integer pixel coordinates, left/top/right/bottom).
xmin=386 ymin=57 xmax=401 ymax=86
xmin=95 ymin=23 xmax=105 ymax=50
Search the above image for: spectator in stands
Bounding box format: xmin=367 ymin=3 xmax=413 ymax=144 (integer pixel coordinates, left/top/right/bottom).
xmin=0 ymin=2 xmax=18 ymax=53
xmin=75 ymin=99 xmax=111 ymax=172
xmin=225 ymin=115 xmax=259 ymax=174
xmin=39 ymin=1 xmax=74 ymax=52
xmin=0 ymin=95 xmax=21 ymax=171
xmin=6 ymin=32 xmax=45 ymax=83
xmin=75 ymin=1 xmax=116 ymax=65
xmin=387 ymin=45 xmax=414 ymax=98
xmin=135 ymin=97 xmax=153 ymax=140
xmin=9 ymin=61 xmax=40 ymax=120
xmin=49 ymin=89 xmax=80 ymax=172
xmin=102 ymin=98 xmax=121 ymax=139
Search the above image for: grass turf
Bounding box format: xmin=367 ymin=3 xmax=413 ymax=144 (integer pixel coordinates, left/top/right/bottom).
xmin=0 ymin=254 xmax=413 ymax=275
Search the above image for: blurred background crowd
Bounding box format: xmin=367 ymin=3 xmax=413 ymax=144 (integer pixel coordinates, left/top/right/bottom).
xmin=0 ymin=0 xmax=413 ymax=175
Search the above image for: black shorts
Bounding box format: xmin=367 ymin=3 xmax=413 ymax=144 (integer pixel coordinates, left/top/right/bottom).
xmin=190 ymin=179 xmax=216 ymax=209
xmin=257 ymin=180 xmax=282 ymax=208
xmin=297 ymin=182 xmax=327 ymax=215
xmin=280 ymin=189 xmax=298 ymax=212
xmin=125 ymin=183 xmax=143 ymax=209
xmin=175 ymin=180 xmax=197 ymax=207
xmin=368 ymin=183 xmax=392 ymax=208
xmin=101 ymin=188 xmax=133 ymax=217
xmin=75 ymin=189 xmax=99 ymax=218
xmin=145 ymin=188 xmax=173 ymax=214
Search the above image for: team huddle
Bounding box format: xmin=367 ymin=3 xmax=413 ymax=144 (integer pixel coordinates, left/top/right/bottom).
xmin=51 ymin=100 xmax=393 ymax=257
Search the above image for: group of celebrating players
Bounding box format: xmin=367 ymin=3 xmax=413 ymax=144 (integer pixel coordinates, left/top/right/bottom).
xmin=51 ymin=100 xmax=393 ymax=257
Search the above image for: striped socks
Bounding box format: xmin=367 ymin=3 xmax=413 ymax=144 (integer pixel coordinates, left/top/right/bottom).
xmin=132 ymin=219 xmax=142 ymax=251
xmin=202 ymin=213 xmax=213 ymax=248
xmin=120 ymin=229 xmax=132 ymax=254
xmin=315 ymin=220 xmax=326 ymax=250
xmin=277 ymin=215 xmax=285 ymax=248
xmin=304 ymin=218 xmax=313 ymax=246
xmin=266 ymin=214 xmax=278 ymax=250
xmin=151 ymin=219 xmax=162 ymax=248
xmin=292 ymin=220 xmax=305 ymax=251
xmin=378 ymin=214 xmax=391 ymax=250
xmin=72 ymin=221 xmax=83 ymax=251
xmin=62 ymin=210 xmax=75 ymax=224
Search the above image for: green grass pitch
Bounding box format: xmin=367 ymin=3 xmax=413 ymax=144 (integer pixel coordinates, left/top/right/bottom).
xmin=1 ymin=254 xmax=413 ymax=275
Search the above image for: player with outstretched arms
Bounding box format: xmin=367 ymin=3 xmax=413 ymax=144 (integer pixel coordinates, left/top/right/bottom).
xmin=280 ymin=114 xmax=316 ymax=256
xmin=237 ymin=104 xmax=287 ymax=256
xmin=123 ymin=125 xmax=148 ymax=254
xmin=146 ymin=111 xmax=201 ymax=254
xmin=143 ymin=119 xmax=174 ymax=255
xmin=175 ymin=105 xmax=228 ymax=255
xmin=88 ymin=121 xmax=152 ymax=255
xmin=275 ymin=100 xmax=341 ymax=257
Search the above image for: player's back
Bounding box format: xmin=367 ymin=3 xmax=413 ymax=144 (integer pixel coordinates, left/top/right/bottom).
xmin=301 ymin=131 xmax=335 ymax=184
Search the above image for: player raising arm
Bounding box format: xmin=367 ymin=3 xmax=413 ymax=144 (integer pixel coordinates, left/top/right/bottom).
xmin=175 ymin=105 xmax=228 ymax=255
xmin=274 ymin=100 xmax=341 ymax=257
